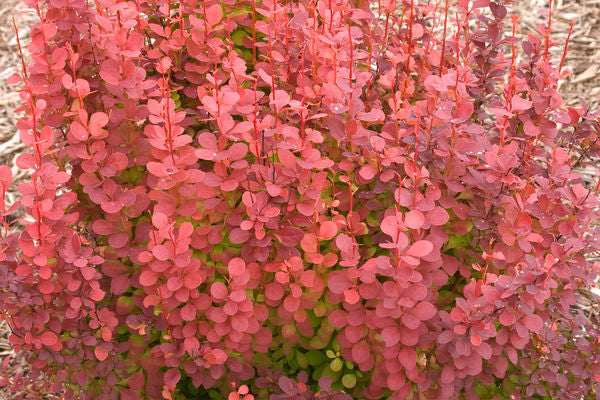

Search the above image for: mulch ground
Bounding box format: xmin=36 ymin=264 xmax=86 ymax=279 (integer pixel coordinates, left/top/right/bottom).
xmin=0 ymin=0 xmax=598 ymax=397
xmin=511 ymin=0 xmax=600 ymax=110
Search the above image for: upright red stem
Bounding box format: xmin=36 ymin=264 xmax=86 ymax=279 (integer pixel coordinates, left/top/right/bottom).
xmin=202 ymin=0 xmax=209 ymax=38
xmin=439 ymin=0 xmax=449 ymax=76
xmin=136 ymin=0 xmax=143 ymax=32
xmin=482 ymin=239 xmax=495 ymax=282
xmin=14 ymin=16 xmax=44 ymax=243
xmin=253 ymin=78 xmax=262 ymax=162
xmin=348 ymin=18 xmax=353 ymax=115
xmin=252 ymin=0 xmax=257 ymax=63
xmin=333 ymin=49 xmax=338 ymax=86
xmin=312 ymin=6 xmax=318 ymax=83
xmin=12 ymin=17 xmax=28 ymax=79
xmin=65 ymin=44 xmax=84 ymax=109
xmin=404 ymin=0 xmax=414 ymax=94
xmin=509 ymin=16 xmax=518 ymax=99
xmin=284 ymin=3 xmax=290 ymax=63
xmin=329 ymin=0 xmax=334 ymax=33
xmin=426 ymin=0 xmax=440 ymax=54
xmin=366 ymin=22 xmax=374 ymax=105
xmin=384 ymin=12 xmax=390 ymax=45
xmin=267 ymin=24 xmax=279 ymax=124
xmin=346 ymin=180 xmax=357 ymax=259
xmin=300 ymin=47 xmax=307 ymax=142
xmin=13 ymin=17 xmax=43 ymax=169
xmin=500 ymin=16 xmax=518 ymax=152
xmin=559 ymin=18 xmax=575 ymax=74
xmin=414 ymin=110 xmax=420 ymax=169
xmin=544 ymin=0 xmax=552 ymax=60
xmin=162 ymin=74 xmax=176 ymax=166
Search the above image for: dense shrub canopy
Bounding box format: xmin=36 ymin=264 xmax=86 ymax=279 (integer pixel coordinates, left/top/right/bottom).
xmin=1 ymin=0 xmax=600 ymax=398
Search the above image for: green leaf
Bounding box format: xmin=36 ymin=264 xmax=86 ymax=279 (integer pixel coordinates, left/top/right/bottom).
xmin=186 ymin=379 xmax=199 ymax=395
xmin=253 ymin=353 xmax=271 ymax=367
xmin=296 ymin=351 xmax=308 ymax=369
xmin=321 ymin=364 xmax=342 ymax=383
xmin=342 ymin=374 xmax=357 ymax=389
xmin=309 ymin=336 xmax=328 ymax=349
xmin=445 ymin=233 xmax=472 ymax=250
xmin=231 ymin=29 xmax=248 ymax=47
xmin=312 ymin=364 xmax=327 ymax=382
xmin=330 ymin=358 xmax=343 ymax=372
xmin=313 ymin=303 xmax=327 ymax=318
xmin=306 ymin=350 xmax=327 ymax=366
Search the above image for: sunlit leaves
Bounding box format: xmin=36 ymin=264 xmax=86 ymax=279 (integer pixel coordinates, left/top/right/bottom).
xmin=2 ymin=0 xmax=599 ymax=399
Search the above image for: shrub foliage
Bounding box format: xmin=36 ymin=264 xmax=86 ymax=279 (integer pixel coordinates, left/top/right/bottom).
xmin=1 ymin=0 xmax=600 ymax=398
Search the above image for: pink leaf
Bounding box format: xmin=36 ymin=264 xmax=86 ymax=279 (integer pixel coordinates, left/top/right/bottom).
xmin=328 ymin=310 xmax=348 ymax=328
xmin=95 ymin=347 xmax=108 ymax=361
xmin=352 ymin=341 xmax=370 ymax=364
xmin=265 ymin=283 xmax=284 ymax=301
xmin=319 ymin=221 xmax=338 ymax=240
xmin=441 ymin=365 xmax=455 ymax=384
xmin=270 ymin=90 xmax=290 ymax=108
xmin=147 ymin=162 xmax=168 ymax=178
xmin=93 ymin=220 xmax=114 ymax=235
xmin=359 ymin=165 xmax=377 ymax=181
xmin=381 ymin=215 xmax=400 ymax=237
xmin=228 ymin=257 xmax=246 ymax=277
xmin=283 ymin=295 xmax=300 ymax=312
xmin=406 ymin=240 xmax=433 ymax=258
xmin=129 ymin=371 xmax=145 ymax=391
xmin=211 ymin=282 xmax=228 ymax=299
xmin=335 ymin=234 xmax=354 ymax=254
xmin=101 ymin=201 xmax=122 ymax=214
xmin=299 ymin=270 xmax=316 ymax=287
xmin=506 ymin=346 xmax=518 ymax=364
xmin=152 ymin=245 xmax=171 ymax=261
xmin=398 ymin=347 xmax=417 ymax=369
xmin=39 ymin=331 xmax=58 ymax=347
xmin=427 ymin=207 xmax=449 ymax=226
xmin=139 ymin=270 xmax=158 ymax=286
xmin=343 ymin=288 xmax=360 ymax=304
xmin=228 ymin=143 xmax=248 ymax=161
xmin=328 ymin=272 xmax=352 ymax=294
xmin=404 ymin=210 xmax=425 ymax=229
xmin=511 ymin=95 xmax=532 ymax=112
xmin=167 ymin=277 xmax=183 ymax=292
xmin=180 ymin=304 xmax=196 ymax=321
xmin=120 ymin=389 xmax=139 ymax=400
xmin=231 ymin=315 xmax=249 ymax=331
xmin=412 ymin=301 xmax=436 ymax=320
xmin=163 ymin=368 xmax=181 ymax=387
xmin=401 ymin=313 xmax=420 ymax=330
xmin=205 ymin=4 xmax=223 ymax=26
xmin=522 ymin=314 xmax=543 ymax=332
xmin=381 ymin=326 xmax=401 ymax=346
xmin=470 ymin=333 xmax=482 ymax=346
xmin=230 ymin=228 xmax=251 ymax=244
xmin=152 ymin=212 xmax=168 ymax=229
xmin=108 ymin=232 xmax=129 ymax=248
xmin=71 ymin=121 xmax=89 ymax=141
xmin=499 ymin=310 xmax=516 ymax=326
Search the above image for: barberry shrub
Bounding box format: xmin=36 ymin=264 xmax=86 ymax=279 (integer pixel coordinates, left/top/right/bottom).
xmin=1 ymin=0 xmax=600 ymax=398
